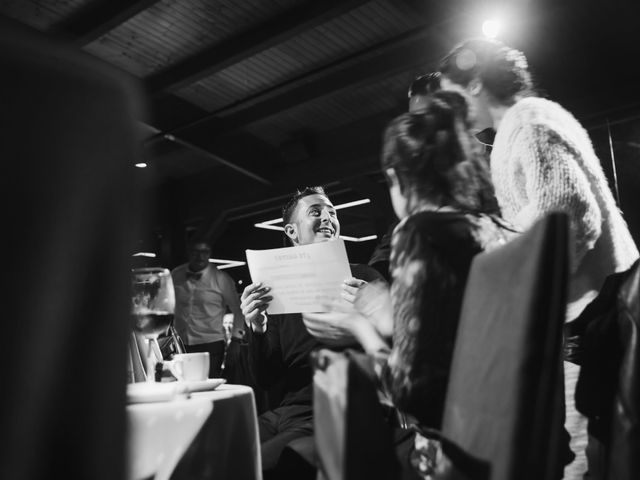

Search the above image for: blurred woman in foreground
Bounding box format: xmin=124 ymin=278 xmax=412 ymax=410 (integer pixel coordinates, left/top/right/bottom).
xmin=338 ymin=91 xmax=514 ymax=475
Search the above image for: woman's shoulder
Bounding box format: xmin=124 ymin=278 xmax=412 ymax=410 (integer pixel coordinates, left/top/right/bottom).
xmin=399 ymin=210 xmax=475 ymax=229
xmin=499 ymin=96 xmax=592 ymax=153
xmin=395 ymin=210 xmax=489 ymax=247
xmin=504 ymin=97 xmax=582 ymax=132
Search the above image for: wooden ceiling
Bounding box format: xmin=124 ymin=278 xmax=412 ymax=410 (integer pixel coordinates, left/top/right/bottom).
xmin=2 ymin=0 xmax=639 ymax=274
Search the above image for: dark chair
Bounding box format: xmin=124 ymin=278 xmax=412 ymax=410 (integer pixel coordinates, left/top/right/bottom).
xmin=571 ymin=258 xmax=640 ymax=480
xmin=436 ymin=213 xmax=570 ymax=480
xmin=0 ymin=18 xmax=143 ymax=480
xmin=313 ymin=349 xmax=401 ymax=480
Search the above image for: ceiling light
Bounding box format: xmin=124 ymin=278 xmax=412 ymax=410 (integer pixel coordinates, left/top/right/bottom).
xmin=253 ymin=223 xmax=285 ymax=232
xmin=338 ymin=235 xmax=378 ymax=243
xmin=255 ymin=198 xmax=372 ymax=228
xmin=133 ymin=252 xmax=156 ymax=257
xmin=334 ymin=198 xmax=371 ymax=210
xmin=135 ymin=162 xmax=148 ymax=168
xmin=209 ymin=258 xmax=246 ymax=269
xmin=254 ymin=198 xmax=377 ymax=243
xmin=482 ymin=19 xmax=502 ymax=38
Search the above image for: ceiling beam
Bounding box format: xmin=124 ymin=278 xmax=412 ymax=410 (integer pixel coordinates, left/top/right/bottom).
xmin=163 ymin=134 xmax=272 ymax=186
xmin=54 ymin=0 xmax=162 ymax=46
xmin=161 ymin=23 xmax=451 ymax=139
xmin=146 ymin=0 xmax=373 ymax=94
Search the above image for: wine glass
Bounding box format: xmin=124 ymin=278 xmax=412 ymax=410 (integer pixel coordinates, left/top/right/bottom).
xmin=131 ymin=268 xmax=175 ymax=382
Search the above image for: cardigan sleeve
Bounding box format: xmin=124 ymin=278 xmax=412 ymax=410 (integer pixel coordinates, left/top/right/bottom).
xmin=510 ymin=123 xmax=601 ymax=271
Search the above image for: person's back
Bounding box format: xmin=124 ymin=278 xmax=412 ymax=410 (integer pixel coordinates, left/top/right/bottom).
xmin=492 ymin=96 xmax=639 ymax=314
xmin=387 ymin=210 xmax=511 ymax=428
xmin=345 ymin=91 xmax=521 ymax=477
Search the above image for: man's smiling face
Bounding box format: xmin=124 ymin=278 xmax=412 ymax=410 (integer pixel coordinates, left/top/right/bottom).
xmin=284 ymin=194 xmax=340 ymax=246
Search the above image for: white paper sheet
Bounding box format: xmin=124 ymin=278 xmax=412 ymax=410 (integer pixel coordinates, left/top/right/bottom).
xmin=245 ymin=239 xmax=351 ymax=314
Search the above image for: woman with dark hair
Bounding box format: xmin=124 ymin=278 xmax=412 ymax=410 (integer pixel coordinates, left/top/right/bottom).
xmin=335 ymin=90 xmax=514 ymax=476
xmin=358 ymin=90 xmax=513 ymax=423
xmin=438 ymin=38 xmax=639 ymax=479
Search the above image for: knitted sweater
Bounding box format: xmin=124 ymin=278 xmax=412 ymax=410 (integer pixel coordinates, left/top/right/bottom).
xmin=491 ymin=97 xmax=638 ymax=310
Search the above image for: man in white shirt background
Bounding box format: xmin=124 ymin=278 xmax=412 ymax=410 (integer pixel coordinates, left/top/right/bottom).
xmin=171 ymin=239 xmax=245 ymax=378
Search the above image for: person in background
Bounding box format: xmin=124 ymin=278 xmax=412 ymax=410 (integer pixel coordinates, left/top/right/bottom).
xmin=171 ymin=239 xmax=245 ymax=378
xmin=240 ymin=186 xmax=384 ymax=480
xmin=408 ymin=71 xmax=442 ymax=113
xmin=438 ymin=37 xmax=639 ymax=479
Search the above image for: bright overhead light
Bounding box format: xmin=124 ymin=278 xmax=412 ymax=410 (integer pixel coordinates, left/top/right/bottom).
xmin=254 ymin=198 xmax=376 ymax=242
xmin=482 ymin=19 xmax=502 ymax=38
xmin=334 ymin=198 xmax=371 ymax=210
xmin=135 ymin=162 xmax=148 ymax=168
xmin=337 ymin=234 xmax=378 ymax=243
xmin=253 ymin=223 xmax=285 ymax=232
xmin=254 ymin=198 xmax=372 ymax=230
xmin=209 ymin=258 xmax=246 ymax=269
xmin=132 ymin=252 xmax=156 ymax=257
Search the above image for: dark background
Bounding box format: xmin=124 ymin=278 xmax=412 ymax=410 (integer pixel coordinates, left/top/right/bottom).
xmin=2 ymin=0 xmax=638 ymax=287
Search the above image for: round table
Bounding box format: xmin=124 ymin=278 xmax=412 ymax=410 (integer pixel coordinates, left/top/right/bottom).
xmin=127 ymin=384 xmax=261 ymax=480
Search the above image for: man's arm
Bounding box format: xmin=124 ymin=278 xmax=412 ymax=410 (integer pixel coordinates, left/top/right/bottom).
xmin=245 ymin=314 xmax=285 ymax=389
xmin=240 ymin=282 xmax=284 ymax=389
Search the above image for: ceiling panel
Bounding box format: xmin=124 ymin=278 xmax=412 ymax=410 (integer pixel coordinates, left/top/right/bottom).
xmin=174 ymin=0 xmax=426 ymax=112
xmin=0 ymin=0 xmax=94 ymax=30
xmin=242 ymin=70 xmax=420 ymax=144
xmin=83 ymin=0 xmax=302 ymax=77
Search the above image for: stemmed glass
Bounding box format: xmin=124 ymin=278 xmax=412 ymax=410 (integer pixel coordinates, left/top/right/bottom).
xmin=131 ymin=268 xmax=175 ymax=382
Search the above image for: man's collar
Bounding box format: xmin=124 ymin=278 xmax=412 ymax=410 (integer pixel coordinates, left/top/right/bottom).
xmin=187 ymin=265 xmax=208 ymax=274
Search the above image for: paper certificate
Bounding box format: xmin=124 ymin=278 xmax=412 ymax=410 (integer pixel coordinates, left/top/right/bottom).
xmin=245 ymin=239 xmax=351 ymax=314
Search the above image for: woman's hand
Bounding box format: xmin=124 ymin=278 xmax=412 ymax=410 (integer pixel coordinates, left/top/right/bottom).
xmin=303 ymin=284 xmax=366 ymax=347
xmin=340 ymin=277 xmax=368 ymax=304
xmin=302 ymin=310 xmax=361 ymax=347
xmin=352 ymin=280 xmax=394 ymax=338
xmin=240 ymin=282 xmax=272 ymax=331
xmin=304 ymin=294 xmax=390 ymax=354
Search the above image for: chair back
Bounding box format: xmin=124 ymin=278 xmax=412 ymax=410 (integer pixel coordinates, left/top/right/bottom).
xmin=437 ymin=213 xmax=569 ymax=480
xmin=313 ymin=349 xmax=400 ymax=480
xmin=0 ymin=19 xmax=143 ymax=480
xmin=573 ymin=258 xmax=640 ymax=480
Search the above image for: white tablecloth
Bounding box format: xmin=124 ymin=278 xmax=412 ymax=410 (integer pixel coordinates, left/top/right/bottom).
xmin=127 ymin=384 xmax=261 ymax=480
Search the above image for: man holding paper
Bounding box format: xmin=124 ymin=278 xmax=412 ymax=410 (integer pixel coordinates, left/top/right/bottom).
xmin=241 ymin=187 xmax=384 ymax=479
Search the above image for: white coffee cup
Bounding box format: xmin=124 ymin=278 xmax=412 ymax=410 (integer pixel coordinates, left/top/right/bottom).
xmin=165 ymin=352 xmax=210 ymax=381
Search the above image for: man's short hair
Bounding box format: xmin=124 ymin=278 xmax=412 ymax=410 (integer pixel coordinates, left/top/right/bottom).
xmin=281 ymin=186 xmax=328 ymax=246
xmin=407 ymin=71 xmax=441 ymax=98
xmin=281 ymin=186 xmax=327 ymax=226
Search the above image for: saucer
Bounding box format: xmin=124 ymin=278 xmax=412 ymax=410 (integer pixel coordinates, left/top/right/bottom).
xmin=175 ymin=378 xmax=226 ymax=393
xmin=127 ymin=382 xmax=178 ymax=404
